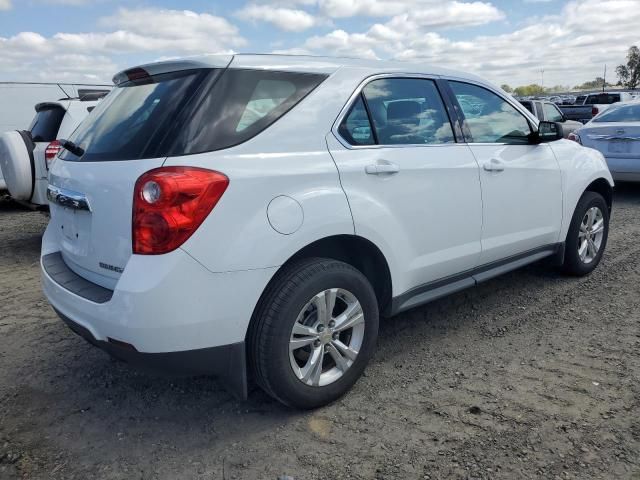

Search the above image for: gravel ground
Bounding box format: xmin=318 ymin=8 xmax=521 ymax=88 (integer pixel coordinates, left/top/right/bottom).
xmin=1 ymin=185 xmax=639 ymax=480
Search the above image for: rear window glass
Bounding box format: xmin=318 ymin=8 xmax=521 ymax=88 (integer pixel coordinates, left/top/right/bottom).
xmin=585 ymin=94 xmax=620 ymax=105
xmin=593 ymin=103 xmax=640 ymax=122
xmin=61 ymin=68 xmax=326 ymax=162
xmin=29 ymin=106 xmax=65 ymax=142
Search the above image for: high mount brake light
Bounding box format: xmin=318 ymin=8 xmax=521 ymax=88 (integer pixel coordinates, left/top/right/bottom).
xmin=132 ymin=167 xmax=229 ymax=255
xmin=45 ymin=140 xmax=61 ymax=168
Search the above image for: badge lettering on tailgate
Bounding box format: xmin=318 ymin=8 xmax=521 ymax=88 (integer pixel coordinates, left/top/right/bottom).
xmin=99 ymin=262 xmax=124 ymax=274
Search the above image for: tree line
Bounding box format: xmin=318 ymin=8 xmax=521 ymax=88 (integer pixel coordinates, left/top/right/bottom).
xmin=501 ymin=45 xmax=639 ymax=96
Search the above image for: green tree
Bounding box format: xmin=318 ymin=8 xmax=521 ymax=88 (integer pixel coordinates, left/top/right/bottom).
xmin=616 ymin=45 xmax=639 ymax=90
xmin=513 ymin=84 xmax=546 ymax=96
xmin=501 ymin=84 xmax=513 ymax=93
xmin=574 ymin=77 xmax=609 ymax=90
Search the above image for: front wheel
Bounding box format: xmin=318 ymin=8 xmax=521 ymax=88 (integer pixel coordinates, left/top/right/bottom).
xmin=249 ymin=258 xmax=379 ymax=409
xmin=562 ymin=191 xmax=610 ymax=276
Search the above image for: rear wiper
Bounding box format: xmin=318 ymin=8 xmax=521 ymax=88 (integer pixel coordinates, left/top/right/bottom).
xmin=59 ymin=139 xmax=85 ymax=157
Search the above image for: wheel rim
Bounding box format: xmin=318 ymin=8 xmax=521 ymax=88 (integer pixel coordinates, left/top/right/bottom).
xmin=288 ymin=288 xmax=365 ymax=387
xmin=578 ymin=206 xmax=605 ymax=264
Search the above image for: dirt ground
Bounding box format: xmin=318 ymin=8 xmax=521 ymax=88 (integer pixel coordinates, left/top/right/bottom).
xmin=0 ymin=185 xmax=639 ymax=480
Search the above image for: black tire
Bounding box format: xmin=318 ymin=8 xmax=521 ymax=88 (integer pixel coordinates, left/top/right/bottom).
xmin=562 ymin=191 xmax=609 ymax=276
xmin=249 ymin=258 xmax=379 ymax=409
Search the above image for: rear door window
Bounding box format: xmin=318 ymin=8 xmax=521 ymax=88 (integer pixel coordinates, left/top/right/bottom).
xmin=29 ymin=105 xmax=66 ymax=142
xmin=360 ymin=78 xmax=455 ymax=145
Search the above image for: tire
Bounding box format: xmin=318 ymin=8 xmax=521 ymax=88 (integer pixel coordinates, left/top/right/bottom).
xmin=249 ymin=258 xmax=379 ymax=409
xmin=562 ymin=191 xmax=609 ymax=276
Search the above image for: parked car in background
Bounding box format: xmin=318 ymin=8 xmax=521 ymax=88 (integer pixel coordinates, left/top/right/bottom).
xmin=560 ymin=92 xmax=636 ymax=124
xmin=571 ymin=101 xmax=640 ymax=182
xmin=519 ymin=99 xmax=583 ymax=138
xmin=0 ymin=91 xmax=108 ymax=207
xmin=0 ymin=82 xmax=110 ymax=191
xmin=41 ymin=54 xmax=613 ymax=408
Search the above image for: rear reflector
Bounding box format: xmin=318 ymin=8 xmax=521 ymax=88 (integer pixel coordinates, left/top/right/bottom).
xmin=45 ymin=140 xmax=61 ymax=168
xmin=132 ymin=167 xmax=229 ymax=255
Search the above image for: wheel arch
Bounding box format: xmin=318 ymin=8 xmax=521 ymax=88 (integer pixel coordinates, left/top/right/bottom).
xmin=246 ymin=234 xmax=393 ymax=344
xmin=584 ymin=177 xmax=613 ymax=213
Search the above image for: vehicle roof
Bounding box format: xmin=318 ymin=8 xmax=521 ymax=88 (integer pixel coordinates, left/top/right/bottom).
xmin=113 ymin=53 xmax=489 ymax=86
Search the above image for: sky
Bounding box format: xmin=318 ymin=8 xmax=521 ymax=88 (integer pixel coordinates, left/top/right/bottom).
xmin=0 ymin=0 xmax=638 ymax=88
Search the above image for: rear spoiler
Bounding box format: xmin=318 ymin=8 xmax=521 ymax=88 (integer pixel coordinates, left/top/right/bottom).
xmin=112 ymin=55 xmax=233 ymax=85
xmin=35 ymin=102 xmax=65 ymax=112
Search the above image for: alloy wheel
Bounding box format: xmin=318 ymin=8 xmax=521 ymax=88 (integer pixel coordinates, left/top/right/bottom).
xmin=289 ymin=288 xmax=365 ymax=387
xmin=578 ymin=206 xmax=605 ymax=264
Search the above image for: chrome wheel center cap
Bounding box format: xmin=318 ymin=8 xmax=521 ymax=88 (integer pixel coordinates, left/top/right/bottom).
xmin=320 ymin=330 xmax=333 ymax=344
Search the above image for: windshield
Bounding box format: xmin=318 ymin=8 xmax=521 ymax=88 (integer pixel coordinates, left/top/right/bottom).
xmin=60 ymin=67 xmax=327 ymax=162
xmin=593 ymin=103 xmax=640 ymax=123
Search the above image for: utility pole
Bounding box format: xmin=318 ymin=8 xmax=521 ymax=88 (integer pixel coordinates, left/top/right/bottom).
xmin=540 ymin=68 xmax=545 ymax=91
xmin=602 ymin=64 xmax=607 ymax=92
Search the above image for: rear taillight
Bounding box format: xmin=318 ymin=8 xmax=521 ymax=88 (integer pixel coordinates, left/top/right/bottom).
xmin=132 ymin=167 xmax=229 ymax=255
xmin=568 ymin=132 xmax=582 ymax=144
xmin=591 ymin=106 xmax=599 ymax=117
xmin=45 ymin=140 xmax=61 ymax=168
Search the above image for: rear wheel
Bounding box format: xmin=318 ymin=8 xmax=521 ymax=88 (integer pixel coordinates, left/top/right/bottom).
xmin=249 ymin=258 xmax=379 ymax=409
xmin=562 ymin=191 xmax=609 ymax=276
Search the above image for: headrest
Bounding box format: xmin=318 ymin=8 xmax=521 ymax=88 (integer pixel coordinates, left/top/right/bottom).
xmin=387 ymin=100 xmax=421 ymax=124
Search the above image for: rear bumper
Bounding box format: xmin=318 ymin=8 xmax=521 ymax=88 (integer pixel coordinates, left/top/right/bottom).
xmin=41 ymin=224 xmax=278 ymax=399
xmin=56 ymin=308 xmax=248 ymax=398
xmin=604 ymin=156 xmax=640 ymax=182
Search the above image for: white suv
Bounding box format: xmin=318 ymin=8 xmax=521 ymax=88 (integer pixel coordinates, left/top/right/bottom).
xmin=0 ymin=92 xmax=107 ymax=207
xmin=42 ymin=55 xmax=613 ymax=408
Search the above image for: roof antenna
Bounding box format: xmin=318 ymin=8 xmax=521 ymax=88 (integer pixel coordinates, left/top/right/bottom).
xmin=57 ymin=83 xmax=72 ymax=99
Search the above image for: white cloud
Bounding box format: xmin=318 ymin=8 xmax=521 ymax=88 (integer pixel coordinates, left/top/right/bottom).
xmin=0 ymin=8 xmax=246 ymax=82
xmin=297 ymin=0 xmax=640 ymax=87
xmin=236 ymin=4 xmax=319 ymax=31
xmin=0 ymin=0 xmax=11 ymax=10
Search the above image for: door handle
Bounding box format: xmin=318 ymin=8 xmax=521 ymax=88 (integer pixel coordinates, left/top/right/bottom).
xmin=483 ymin=158 xmax=505 ymax=172
xmin=365 ymin=161 xmax=400 ymax=175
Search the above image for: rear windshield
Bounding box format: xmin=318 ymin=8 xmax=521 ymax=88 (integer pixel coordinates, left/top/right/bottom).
xmin=60 ymin=68 xmax=327 ymax=162
xmin=585 ymin=94 xmax=620 ymax=105
xmin=593 ymin=103 xmax=640 ymax=122
xmin=29 ymin=106 xmax=65 ymax=142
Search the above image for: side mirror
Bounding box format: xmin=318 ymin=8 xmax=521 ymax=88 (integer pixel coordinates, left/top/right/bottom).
xmin=530 ymin=121 xmax=563 ymax=144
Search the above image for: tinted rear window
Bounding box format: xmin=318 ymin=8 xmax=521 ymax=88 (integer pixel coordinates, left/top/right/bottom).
xmin=61 ymin=68 xmax=326 ymax=162
xmin=29 ymin=106 xmax=65 ymax=142
xmin=585 ymin=94 xmax=620 ymax=105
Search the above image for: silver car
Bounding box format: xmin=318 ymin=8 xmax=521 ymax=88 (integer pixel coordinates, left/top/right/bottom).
xmin=572 ymin=102 xmax=640 ymax=182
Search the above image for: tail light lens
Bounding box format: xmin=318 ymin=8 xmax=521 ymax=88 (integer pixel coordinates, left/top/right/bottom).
xmin=567 ymin=132 xmax=582 ymax=144
xmin=132 ymin=167 xmax=229 ymax=255
xmin=591 ymin=106 xmax=599 ymax=117
xmin=45 ymin=140 xmax=61 ymax=168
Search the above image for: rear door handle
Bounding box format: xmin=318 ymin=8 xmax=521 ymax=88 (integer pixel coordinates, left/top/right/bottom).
xmin=483 ymin=158 xmax=505 ymax=172
xmin=365 ymin=161 xmax=400 ymax=175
